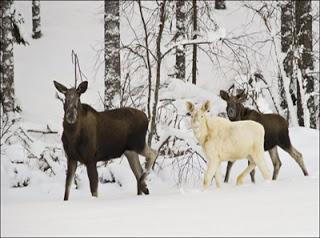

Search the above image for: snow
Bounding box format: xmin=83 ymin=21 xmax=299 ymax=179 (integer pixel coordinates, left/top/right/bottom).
xmin=1 ymin=1 xmax=319 ymax=237
xmin=2 ymin=127 xmax=319 ymax=237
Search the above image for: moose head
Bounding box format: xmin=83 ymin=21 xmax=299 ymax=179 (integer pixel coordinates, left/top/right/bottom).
xmin=53 ymin=81 xmax=88 ymax=124
xmin=220 ymin=89 xmax=247 ymax=121
xmin=186 ymin=100 xmax=211 ymax=125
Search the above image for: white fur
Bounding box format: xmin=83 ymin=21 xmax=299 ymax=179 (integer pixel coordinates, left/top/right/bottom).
xmin=186 ymin=101 xmax=272 ymax=189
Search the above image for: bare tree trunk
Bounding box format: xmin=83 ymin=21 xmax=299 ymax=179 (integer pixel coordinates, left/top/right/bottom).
xmin=279 ymin=0 xmax=295 ymax=119
xmin=138 ymin=0 xmax=152 ymax=119
xmin=0 ymin=0 xmax=15 ymax=113
xmin=192 ymin=0 xmax=197 ymax=85
xmin=295 ymin=0 xmax=316 ymax=128
xmin=215 ymin=0 xmax=226 ymax=10
xmin=104 ymin=0 xmax=121 ymax=110
xmin=175 ymin=0 xmax=186 ymax=80
xmin=148 ymin=0 xmax=166 ymax=146
xmin=32 ymin=0 xmax=41 ymax=39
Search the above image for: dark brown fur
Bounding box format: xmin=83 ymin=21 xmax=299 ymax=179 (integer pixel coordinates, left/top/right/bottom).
xmin=54 ymin=81 xmax=157 ymax=201
xmin=62 ymin=105 xmax=148 ymax=164
xmin=235 ymin=105 xmax=291 ymax=151
xmin=220 ymin=89 xmax=309 ymax=182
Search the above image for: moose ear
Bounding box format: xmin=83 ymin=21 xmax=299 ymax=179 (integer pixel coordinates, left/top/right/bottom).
xmin=76 ymin=81 xmax=88 ymax=95
xmin=186 ymin=101 xmax=195 ymax=113
xmin=53 ymin=81 xmax=68 ymax=94
xmin=236 ymin=89 xmax=247 ymax=102
xmin=220 ymin=90 xmax=229 ymax=101
xmin=201 ymin=100 xmax=211 ymax=112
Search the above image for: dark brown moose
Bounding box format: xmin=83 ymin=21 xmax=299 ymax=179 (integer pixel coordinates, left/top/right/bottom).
xmin=54 ymin=80 xmax=157 ymax=201
xmin=220 ymin=89 xmax=309 ymax=182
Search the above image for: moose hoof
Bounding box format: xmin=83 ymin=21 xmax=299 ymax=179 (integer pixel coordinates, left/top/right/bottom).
xmin=236 ymin=178 xmax=243 ymax=186
xmin=137 ymin=187 xmax=149 ymax=195
xmin=138 ymin=182 xmax=149 ymax=195
xmin=138 ymin=173 xmax=150 ymax=195
xmin=143 ymin=187 xmax=149 ymax=195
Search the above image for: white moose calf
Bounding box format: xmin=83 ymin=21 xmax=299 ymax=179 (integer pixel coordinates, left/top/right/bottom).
xmin=186 ymin=100 xmax=272 ymax=189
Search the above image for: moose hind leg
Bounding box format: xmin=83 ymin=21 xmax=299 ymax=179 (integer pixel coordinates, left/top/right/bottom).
xmin=139 ymin=144 xmax=158 ymax=173
xmin=86 ymin=162 xmax=98 ymax=197
xmin=284 ymin=146 xmax=309 ymax=176
xmin=215 ymin=163 xmax=222 ymax=188
xmin=224 ymin=161 xmax=234 ymax=183
xmin=268 ymin=146 xmax=282 ymax=180
xmin=249 ymin=160 xmax=256 ymax=183
xmin=236 ymin=160 xmax=256 ymax=186
xmin=64 ymin=159 xmax=77 ymax=201
xmin=125 ymin=150 xmax=149 ymax=195
xmin=254 ymin=154 xmax=272 ymax=181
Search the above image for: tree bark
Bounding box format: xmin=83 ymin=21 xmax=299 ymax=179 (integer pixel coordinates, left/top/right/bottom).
xmin=280 ymin=0 xmax=316 ymax=128
xmin=0 ymin=0 xmax=15 ymax=113
xmin=32 ymin=0 xmax=41 ymax=39
xmin=295 ymin=0 xmax=316 ymax=128
xmin=279 ymin=0 xmax=294 ymax=119
xmin=175 ymin=0 xmax=186 ymax=80
xmin=192 ymin=0 xmax=197 ymax=85
xmin=104 ymin=0 xmax=121 ymax=110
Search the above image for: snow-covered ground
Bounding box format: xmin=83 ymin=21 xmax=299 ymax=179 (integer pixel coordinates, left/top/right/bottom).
xmin=2 ymin=127 xmax=319 ymax=237
xmin=1 ymin=1 xmax=319 ymax=237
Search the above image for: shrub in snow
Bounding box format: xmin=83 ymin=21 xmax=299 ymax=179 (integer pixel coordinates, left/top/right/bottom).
xmin=1 ymin=110 xmax=66 ymax=188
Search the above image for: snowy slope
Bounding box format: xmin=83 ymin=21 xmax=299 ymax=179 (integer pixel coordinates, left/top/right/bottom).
xmin=1 ymin=1 xmax=319 ymax=237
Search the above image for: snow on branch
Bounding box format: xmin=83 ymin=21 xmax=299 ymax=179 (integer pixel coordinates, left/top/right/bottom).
xmin=161 ymin=27 xmax=226 ymax=59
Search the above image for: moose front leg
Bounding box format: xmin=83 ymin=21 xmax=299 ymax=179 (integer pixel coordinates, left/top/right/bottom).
xmin=86 ymin=162 xmax=98 ymax=197
xmin=64 ymin=159 xmax=78 ymax=201
xmin=203 ymin=159 xmax=219 ymax=190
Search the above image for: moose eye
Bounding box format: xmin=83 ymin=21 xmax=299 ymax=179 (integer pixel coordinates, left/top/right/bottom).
xmin=186 ymin=112 xmax=191 ymax=116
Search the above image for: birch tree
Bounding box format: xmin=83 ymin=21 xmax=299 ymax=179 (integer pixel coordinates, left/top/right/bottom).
xmin=295 ymin=0 xmax=316 ymax=128
xmin=279 ymin=0 xmax=317 ymax=128
xmin=279 ymin=0 xmax=295 ymax=119
xmin=175 ymin=0 xmax=186 ymax=80
xmin=104 ymin=0 xmax=121 ymax=109
xmin=32 ymin=0 xmax=41 ymax=39
xmin=1 ymin=0 xmax=15 ymax=113
xmin=192 ymin=0 xmax=198 ymax=85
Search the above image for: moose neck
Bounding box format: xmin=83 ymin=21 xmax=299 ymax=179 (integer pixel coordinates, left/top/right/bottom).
xmin=239 ymin=105 xmax=258 ymax=120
